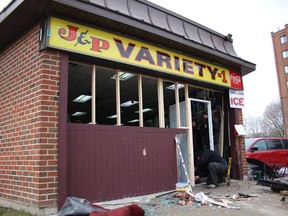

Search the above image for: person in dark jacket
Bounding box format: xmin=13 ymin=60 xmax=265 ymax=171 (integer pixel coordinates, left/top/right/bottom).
xmin=194 ymin=149 xmax=228 ymax=188
xmin=192 ymin=120 xmax=203 ymax=153
xmin=199 ymin=111 xmax=219 ymax=152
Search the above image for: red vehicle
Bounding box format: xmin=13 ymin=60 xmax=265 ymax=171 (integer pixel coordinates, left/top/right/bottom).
xmin=245 ymin=137 xmax=288 ymax=168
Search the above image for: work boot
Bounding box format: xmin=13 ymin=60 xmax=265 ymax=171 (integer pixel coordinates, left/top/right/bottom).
xmin=220 ymin=177 xmax=230 ymax=185
xmin=207 ymin=184 xmax=216 ymax=189
xmin=225 ymin=177 xmax=230 ymax=185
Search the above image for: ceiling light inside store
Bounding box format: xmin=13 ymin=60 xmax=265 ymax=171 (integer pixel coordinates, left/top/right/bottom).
xmin=111 ymin=72 xmax=135 ymax=81
xmin=135 ymin=108 xmax=153 ymax=113
xmin=71 ymin=111 xmax=87 ymax=116
xmin=166 ymin=83 xmax=185 ymax=90
xmin=121 ymin=100 xmax=139 ymax=107
xmin=128 ymin=119 xmax=139 ymax=123
xmin=73 ymin=95 xmax=92 ymax=103
xmin=107 ymin=114 xmax=117 ymax=119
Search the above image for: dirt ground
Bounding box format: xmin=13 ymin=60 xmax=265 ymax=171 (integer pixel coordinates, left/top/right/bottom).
xmin=99 ymin=179 xmax=288 ymax=216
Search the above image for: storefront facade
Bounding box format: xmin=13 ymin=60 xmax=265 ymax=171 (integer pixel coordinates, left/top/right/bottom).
xmin=0 ymin=0 xmax=255 ymax=215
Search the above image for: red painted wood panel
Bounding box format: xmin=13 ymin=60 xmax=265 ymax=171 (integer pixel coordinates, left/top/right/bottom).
xmin=67 ymin=124 xmax=185 ymax=202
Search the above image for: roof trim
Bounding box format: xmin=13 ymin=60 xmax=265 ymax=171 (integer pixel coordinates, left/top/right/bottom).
xmin=72 ymin=0 xmax=255 ymax=74
xmin=138 ymin=0 xmax=230 ymax=40
xmin=0 ymin=0 xmax=256 ymax=75
xmin=0 ymin=0 xmax=23 ymax=23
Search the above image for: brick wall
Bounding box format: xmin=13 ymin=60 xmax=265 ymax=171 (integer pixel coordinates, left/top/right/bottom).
xmin=237 ymin=109 xmax=248 ymax=177
xmin=0 ymin=23 xmax=60 ymax=210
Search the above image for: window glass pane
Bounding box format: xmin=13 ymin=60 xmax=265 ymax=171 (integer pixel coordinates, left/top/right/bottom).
xmin=280 ymin=35 xmax=287 ymax=44
xmin=96 ymin=66 xmax=116 ymax=125
xmin=252 ymin=140 xmax=267 ymax=151
xmin=245 ymin=139 xmax=254 ymax=149
xmin=178 ymin=85 xmax=186 ymax=127
xmin=266 ymin=139 xmax=283 ymax=150
xmin=163 ymin=81 xmax=177 ymax=128
xmin=142 ymin=76 xmax=158 ymax=127
xmin=285 ymin=66 xmax=288 ymax=73
xmin=68 ymin=62 xmax=92 ymax=124
xmin=282 ymin=140 xmax=288 ymax=149
xmin=119 ymin=72 xmax=138 ymax=126
xmin=190 ymin=87 xmax=207 ymax=152
xmin=282 ymin=50 xmax=288 ymax=58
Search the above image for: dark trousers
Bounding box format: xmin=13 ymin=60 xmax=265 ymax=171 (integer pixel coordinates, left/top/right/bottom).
xmin=207 ymin=162 xmax=227 ymax=185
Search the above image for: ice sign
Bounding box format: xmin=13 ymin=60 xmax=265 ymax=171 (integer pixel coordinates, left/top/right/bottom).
xmin=229 ymin=90 xmax=245 ymax=109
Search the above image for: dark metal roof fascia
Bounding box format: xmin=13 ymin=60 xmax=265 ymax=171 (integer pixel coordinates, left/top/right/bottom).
xmin=53 ymin=0 xmax=255 ymax=74
xmin=53 ymin=0 xmax=218 ymax=55
xmin=0 ymin=0 xmax=51 ymax=52
xmin=0 ymin=0 xmax=255 ymax=75
xmin=0 ymin=0 xmax=23 ymax=23
xmin=137 ymin=0 xmax=228 ymax=39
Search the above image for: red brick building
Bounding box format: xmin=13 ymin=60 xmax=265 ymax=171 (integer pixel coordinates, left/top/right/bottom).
xmin=271 ymin=25 xmax=288 ymax=137
xmin=0 ymin=0 xmax=255 ymax=215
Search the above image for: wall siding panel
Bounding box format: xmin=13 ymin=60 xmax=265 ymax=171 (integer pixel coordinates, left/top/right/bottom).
xmin=67 ymin=124 xmax=185 ymax=201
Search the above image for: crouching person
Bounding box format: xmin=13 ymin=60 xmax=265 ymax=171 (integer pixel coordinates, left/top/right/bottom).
xmin=194 ymin=149 xmax=228 ymax=188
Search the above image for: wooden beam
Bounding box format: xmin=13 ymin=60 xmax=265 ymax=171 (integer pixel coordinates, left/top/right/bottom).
xmin=219 ymin=96 xmax=225 ymax=156
xmin=175 ymin=82 xmax=180 ymax=128
xmin=91 ymin=65 xmax=96 ymax=124
xmin=138 ymin=74 xmax=143 ymax=127
xmin=116 ymin=70 xmax=121 ymax=126
xmin=185 ymin=84 xmax=195 ymax=186
xmin=157 ymin=78 xmax=165 ymax=128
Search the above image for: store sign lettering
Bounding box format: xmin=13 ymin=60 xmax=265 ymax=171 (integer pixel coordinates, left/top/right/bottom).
xmin=48 ymin=17 xmax=243 ymax=90
xmin=229 ymin=90 xmax=245 ymax=109
xmin=58 ymin=25 xmax=110 ymax=51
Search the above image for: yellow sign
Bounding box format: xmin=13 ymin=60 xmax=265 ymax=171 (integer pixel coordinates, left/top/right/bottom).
xmin=48 ymin=17 xmax=243 ymax=89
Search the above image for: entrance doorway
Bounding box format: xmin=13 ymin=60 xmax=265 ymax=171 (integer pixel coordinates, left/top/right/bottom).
xmin=170 ymin=91 xmax=223 ymax=183
xmin=191 ymin=98 xmax=214 ymax=151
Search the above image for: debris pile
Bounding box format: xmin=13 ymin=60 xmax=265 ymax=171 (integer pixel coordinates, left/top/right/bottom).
xmin=280 ymin=190 xmax=288 ymax=202
xmin=257 ymin=176 xmax=288 ymax=202
xmin=171 ymin=190 xmax=260 ymax=209
xmin=173 ymin=192 xmax=194 ymax=206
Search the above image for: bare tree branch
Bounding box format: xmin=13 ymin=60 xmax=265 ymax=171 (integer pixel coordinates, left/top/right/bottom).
xmin=244 ymin=100 xmax=284 ymax=138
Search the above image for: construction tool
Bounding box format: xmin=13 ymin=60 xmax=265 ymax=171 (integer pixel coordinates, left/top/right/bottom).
xmin=151 ymin=190 xmax=176 ymax=199
xmin=175 ymin=137 xmax=192 ymax=193
xmin=227 ymin=157 xmax=232 ymax=186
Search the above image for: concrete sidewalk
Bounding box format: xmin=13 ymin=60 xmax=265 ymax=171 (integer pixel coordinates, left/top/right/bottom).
xmin=96 ymin=179 xmax=288 ymax=216
xmin=139 ymin=179 xmax=288 ymax=216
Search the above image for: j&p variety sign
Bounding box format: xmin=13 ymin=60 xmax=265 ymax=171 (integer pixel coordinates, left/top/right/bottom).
xmin=47 ymin=17 xmax=243 ymax=90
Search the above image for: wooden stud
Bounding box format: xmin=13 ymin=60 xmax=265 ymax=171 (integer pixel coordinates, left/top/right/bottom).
xmin=91 ymin=65 xmax=96 ymax=124
xmin=219 ymin=96 xmax=225 ymax=156
xmin=138 ymin=74 xmax=143 ymax=127
xmin=116 ymin=70 xmax=121 ymax=126
xmin=175 ymin=82 xmax=180 ymax=128
xmin=185 ymin=84 xmax=195 ymax=186
xmin=157 ymin=78 xmax=165 ymax=128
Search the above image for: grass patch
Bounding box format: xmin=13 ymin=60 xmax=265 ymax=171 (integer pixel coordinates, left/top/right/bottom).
xmin=0 ymin=207 xmax=34 ymax=216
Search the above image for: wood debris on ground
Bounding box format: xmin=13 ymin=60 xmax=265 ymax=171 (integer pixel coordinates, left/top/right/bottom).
xmin=171 ymin=190 xmax=261 ymax=209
